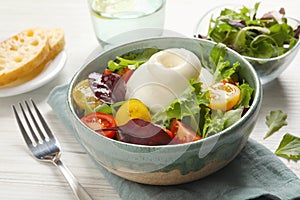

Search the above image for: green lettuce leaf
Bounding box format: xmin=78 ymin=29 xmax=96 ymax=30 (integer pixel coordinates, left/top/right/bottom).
xmin=205 ymin=2 xmax=299 ymax=58
xmin=204 ymin=42 xmax=240 ymax=82
xmin=203 ymin=110 xmax=225 ymax=137
xmin=107 ymin=48 xmax=159 ymax=72
xmin=235 ymin=83 xmax=254 ymax=108
xmin=208 ymin=43 xmax=227 ymax=74
xmin=264 ymin=110 xmax=288 ymax=139
xmin=224 ymin=107 xmax=243 ymax=128
xmin=275 ymin=133 xmax=300 ymax=161
xmin=202 ymin=108 xmax=243 ymax=138
xmin=152 ymin=79 xmax=210 ymax=133
xmin=214 ymin=60 xmax=240 ymax=82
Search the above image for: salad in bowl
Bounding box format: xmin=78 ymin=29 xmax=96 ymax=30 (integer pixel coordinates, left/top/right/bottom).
xmin=72 ymin=43 xmax=254 ymax=146
xmin=67 ymin=37 xmax=261 ymax=185
xmin=194 ymin=2 xmax=300 ymax=84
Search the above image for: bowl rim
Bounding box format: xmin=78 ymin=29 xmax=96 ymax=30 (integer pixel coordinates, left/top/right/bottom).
xmin=66 ymin=37 xmax=262 ymax=149
xmin=193 ymin=4 xmax=300 ymax=62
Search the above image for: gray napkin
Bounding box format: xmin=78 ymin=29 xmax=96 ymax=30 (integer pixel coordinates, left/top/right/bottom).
xmin=47 ymin=84 xmax=300 ymax=200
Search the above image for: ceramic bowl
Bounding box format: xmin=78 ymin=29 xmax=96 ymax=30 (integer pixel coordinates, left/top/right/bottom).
xmin=193 ymin=4 xmax=300 ymax=85
xmin=66 ymin=37 xmax=262 ymax=185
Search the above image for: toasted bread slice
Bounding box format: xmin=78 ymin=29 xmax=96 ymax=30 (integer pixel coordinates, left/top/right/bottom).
xmin=46 ymin=27 xmax=65 ymax=60
xmin=0 ymin=28 xmax=50 ymax=86
xmin=0 ymin=27 xmax=65 ymax=87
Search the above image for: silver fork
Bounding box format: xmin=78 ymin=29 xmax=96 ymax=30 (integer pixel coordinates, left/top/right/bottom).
xmin=12 ymin=99 xmax=93 ymax=200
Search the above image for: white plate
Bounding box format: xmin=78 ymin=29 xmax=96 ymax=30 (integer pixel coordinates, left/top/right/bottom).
xmin=0 ymin=51 xmax=67 ymax=97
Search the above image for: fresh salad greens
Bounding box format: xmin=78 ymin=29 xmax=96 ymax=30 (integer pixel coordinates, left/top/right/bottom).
xmin=107 ymin=48 xmax=159 ymax=72
xmin=73 ymin=43 xmax=255 ymax=145
xmin=197 ymin=2 xmax=300 ymax=59
xmin=275 ymin=133 xmax=300 ymax=161
xmin=152 ymin=44 xmax=254 ymax=139
xmin=264 ymin=110 xmax=300 ymax=161
xmin=264 ymin=110 xmax=287 ymax=139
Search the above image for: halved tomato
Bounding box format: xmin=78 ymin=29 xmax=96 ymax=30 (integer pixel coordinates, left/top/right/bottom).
xmin=120 ymin=68 xmax=134 ymax=83
xmin=81 ymin=112 xmax=116 ymax=138
xmin=170 ymin=119 xmax=201 ymax=144
xmin=208 ymin=82 xmax=241 ymax=111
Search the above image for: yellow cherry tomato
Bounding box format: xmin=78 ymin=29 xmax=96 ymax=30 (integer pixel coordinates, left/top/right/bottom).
xmin=72 ymin=79 xmax=102 ymax=110
xmin=115 ymin=99 xmax=152 ymax=126
xmin=208 ymin=82 xmax=241 ymax=111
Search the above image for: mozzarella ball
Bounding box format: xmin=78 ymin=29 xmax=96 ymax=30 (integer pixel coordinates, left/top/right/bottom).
xmin=125 ymin=48 xmax=202 ymax=112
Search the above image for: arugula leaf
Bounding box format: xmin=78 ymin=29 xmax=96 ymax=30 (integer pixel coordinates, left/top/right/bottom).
xmin=269 ymin=23 xmax=293 ymax=47
xmin=249 ymin=35 xmax=276 ymax=58
xmin=264 ymin=110 xmax=288 ymax=139
xmin=275 ymin=133 xmax=300 ymax=161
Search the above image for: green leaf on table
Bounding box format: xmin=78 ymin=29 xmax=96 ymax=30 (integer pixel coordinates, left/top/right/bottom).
xmin=275 ymin=133 xmax=300 ymax=161
xmin=264 ymin=110 xmax=287 ymax=139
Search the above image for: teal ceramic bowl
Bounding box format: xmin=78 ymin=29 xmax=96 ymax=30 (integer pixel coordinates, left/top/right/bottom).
xmin=66 ymin=37 xmax=262 ymax=185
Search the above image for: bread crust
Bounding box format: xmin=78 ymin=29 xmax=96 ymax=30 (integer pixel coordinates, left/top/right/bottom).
xmin=0 ymin=27 xmax=65 ymax=86
xmin=47 ymin=27 xmax=65 ymax=60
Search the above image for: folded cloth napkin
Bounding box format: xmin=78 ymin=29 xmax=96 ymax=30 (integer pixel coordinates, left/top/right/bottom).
xmin=48 ymin=84 xmax=300 ymax=200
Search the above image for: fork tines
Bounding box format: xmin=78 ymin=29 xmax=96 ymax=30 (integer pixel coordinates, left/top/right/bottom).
xmin=12 ymin=99 xmax=54 ymax=147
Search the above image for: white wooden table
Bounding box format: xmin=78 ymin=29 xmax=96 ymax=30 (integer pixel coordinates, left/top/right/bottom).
xmin=1 ymin=0 xmax=300 ymax=199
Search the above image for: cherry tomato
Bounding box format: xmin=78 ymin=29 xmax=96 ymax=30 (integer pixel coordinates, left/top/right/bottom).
xmin=208 ymin=82 xmax=241 ymax=111
xmin=81 ymin=112 xmax=117 ymax=138
xmin=103 ymin=69 xmax=113 ymax=75
xmin=117 ymin=67 xmax=134 ymax=83
xmin=170 ymin=119 xmax=201 ymax=144
xmin=163 ymin=128 xmax=175 ymax=139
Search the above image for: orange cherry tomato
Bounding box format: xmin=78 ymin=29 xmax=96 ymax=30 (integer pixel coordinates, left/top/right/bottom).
xmin=208 ymin=82 xmax=241 ymax=111
xmin=81 ymin=112 xmax=116 ymax=138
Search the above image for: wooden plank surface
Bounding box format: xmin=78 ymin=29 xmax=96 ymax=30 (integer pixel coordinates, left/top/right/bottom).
xmin=1 ymin=0 xmax=300 ymax=199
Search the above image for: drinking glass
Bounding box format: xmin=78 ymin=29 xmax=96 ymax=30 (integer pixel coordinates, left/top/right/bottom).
xmin=87 ymin=0 xmax=166 ymax=48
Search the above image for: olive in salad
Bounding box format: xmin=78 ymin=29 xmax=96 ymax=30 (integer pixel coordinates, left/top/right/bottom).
xmin=196 ymin=2 xmax=300 ymax=59
xmin=72 ymin=44 xmax=254 ymax=146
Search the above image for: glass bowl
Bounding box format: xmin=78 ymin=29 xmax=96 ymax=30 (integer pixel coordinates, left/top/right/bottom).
xmin=193 ymin=4 xmax=300 ymax=85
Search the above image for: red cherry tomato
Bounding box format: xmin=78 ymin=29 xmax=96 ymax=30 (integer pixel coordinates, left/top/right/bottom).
xmin=170 ymin=119 xmax=201 ymax=144
xmin=163 ymin=128 xmax=175 ymax=139
xmin=120 ymin=68 xmax=134 ymax=83
xmin=103 ymin=69 xmax=113 ymax=75
xmin=81 ymin=112 xmax=117 ymax=138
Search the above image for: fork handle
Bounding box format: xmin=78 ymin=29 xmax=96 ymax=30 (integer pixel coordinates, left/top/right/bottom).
xmin=54 ymin=160 xmax=93 ymax=200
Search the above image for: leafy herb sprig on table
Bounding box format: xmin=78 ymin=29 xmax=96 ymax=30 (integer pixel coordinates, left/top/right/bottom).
xmin=264 ymin=110 xmax=300 ymax=161
xmin=197 ymin=2 xmax=300 ymax=59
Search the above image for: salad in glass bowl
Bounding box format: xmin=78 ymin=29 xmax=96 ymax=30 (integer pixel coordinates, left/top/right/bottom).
xmin=71 ymin=42 xmax=254 ymax=146
xmin=194 ymin=2 xmax=300 ymax=84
